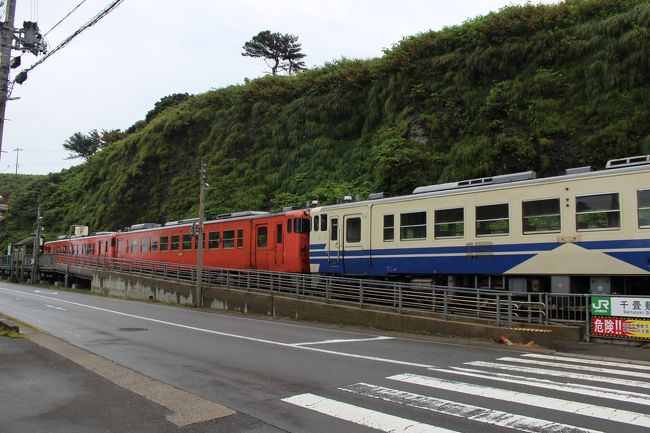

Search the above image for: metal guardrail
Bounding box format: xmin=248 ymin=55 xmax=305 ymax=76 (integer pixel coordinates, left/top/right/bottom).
xmin=34 ymin=254 xmax=589 ymax=327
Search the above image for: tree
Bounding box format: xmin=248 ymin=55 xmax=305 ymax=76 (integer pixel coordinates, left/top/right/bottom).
xmin=242 ymin=31 xmax=307 ymax=76
xmin=63 ymin=129 xmax=122 ymax=160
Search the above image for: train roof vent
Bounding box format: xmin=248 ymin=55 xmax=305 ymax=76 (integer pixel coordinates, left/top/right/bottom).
xmin=413 ymin=171 xmax=536 ymax=194
xmin=216 ymin=211 xmax=270 ymax=220
xmin=605 ymin=154 xmax=650 ymax=169
xmin=129 ymin=223 xmax=161 ymax=231
xmin=91 ymin=231 xmax=115 ymax=236
xmin=368 ymin=192 xmax=392 ymax=200
xmin=57 ymin=235 xmax=67 ymax=240
xmin=565 ymin=166 xmax=592 ymax=175
xmin=164 ymin=218 xmax=199 ymax=227
xmin=282 ymin=206 xmax=301 ymax=212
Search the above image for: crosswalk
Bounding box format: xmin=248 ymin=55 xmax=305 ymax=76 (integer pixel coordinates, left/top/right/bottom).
xmin=282 ymin=352 xmax=650 ymax=432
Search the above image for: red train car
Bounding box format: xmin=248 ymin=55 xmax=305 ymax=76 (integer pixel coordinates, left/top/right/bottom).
xmin=44 ymin=209 xmax=311 ymax=273
xmin=44 ymin=232 xmax=116 ymax=257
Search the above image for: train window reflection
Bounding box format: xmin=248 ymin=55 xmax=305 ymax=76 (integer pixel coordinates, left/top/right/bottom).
xmin=522 ymin=199 xmax=560 ymax=234
xmin=576 ymin=193 xmax=620 ymax=231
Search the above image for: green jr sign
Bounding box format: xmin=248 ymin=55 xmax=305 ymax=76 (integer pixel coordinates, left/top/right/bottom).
xmin=590 ymin=296 xmax=612 ymax=316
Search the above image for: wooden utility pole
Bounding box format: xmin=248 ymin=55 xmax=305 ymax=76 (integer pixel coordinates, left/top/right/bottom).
xmin=0 ymin=0 xmax=17 ymax=163
xmin=196 ymin=160 xmax=207 ymax=307
xmin=31 ymin=204 xmax=41 ymax=284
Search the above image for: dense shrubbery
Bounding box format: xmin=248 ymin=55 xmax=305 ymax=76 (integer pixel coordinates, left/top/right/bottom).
xmin=2 ymin=0 xmax=650 ymax=246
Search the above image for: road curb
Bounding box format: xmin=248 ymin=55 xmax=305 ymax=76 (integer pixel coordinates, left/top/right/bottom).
xmin=23 ymin=332 xmax=236 ymax=426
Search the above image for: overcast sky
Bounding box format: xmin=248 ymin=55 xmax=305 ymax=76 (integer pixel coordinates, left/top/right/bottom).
xmin=3 ymin=0 xmax=556 ymax=175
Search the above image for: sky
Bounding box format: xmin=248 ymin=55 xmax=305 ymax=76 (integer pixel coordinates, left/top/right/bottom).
xmin=2 ymin=0 xmax=557 ymax=175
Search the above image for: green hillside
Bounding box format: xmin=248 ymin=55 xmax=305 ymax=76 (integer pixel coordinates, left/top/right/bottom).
xmin=2 ymin=0 xmax=650 ymax=248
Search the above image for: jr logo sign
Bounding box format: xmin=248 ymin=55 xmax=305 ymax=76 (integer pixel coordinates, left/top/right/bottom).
xmin=590 ymin=297 xmax=611 ymax=316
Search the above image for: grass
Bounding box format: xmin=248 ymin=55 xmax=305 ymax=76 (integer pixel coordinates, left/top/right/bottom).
xmin=0 ymin=327 xmax=21 ymax=338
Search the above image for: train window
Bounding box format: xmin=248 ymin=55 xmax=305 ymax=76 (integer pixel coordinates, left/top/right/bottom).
xmin=257 ymin=227 xmax=268 ymax=247
xmin=522 ymin=199 xmax=560 ymax=234
xmin=182 ymin=234 xmax=192 ymax=250
xmin=208 ymin=231 xmax=220 ymax=249
xmin=435 ymin=208 xmax=464 ymax=239
xmin=171 ymin=235 xmax=180 ymax=251
xmin=346 ymin=218 xmax=361 ymax=243
xmin=383 ymin=215 xmax=394 ymax=241
xmin=476 ymin=204 xmax=509 ymax=236
xmin=638 ymin=190 xmax=650 ymax=228
xmin=141 ymin=237 xmax=149 ymax=253
xmin=331 ymin=218 xmax=338 ymax=241
xmin=576 ymin=193 xmax=620 ymax=231
xmin=160 ymin=236 xmax=168 ymax=251
xmin=223 ymin=230 xmax=235 ymax=249
xmin=321 ymin=214 xmax=328 ymax=231
xmin=131 ymin=238 xmax=139 ymax=253
xmin=277 ymin=224 xmax=283 ymax=244
xmin=400 ymin=211 xmax=427 ymax=240
xmin=151 ymin=237 xmax=158 ymax=252
xmin=294 ymin=218 xmax=311 ymax=233
xmin=287 ymin=218 xmax=292 ymax=233
xmin=237 ymin=229 xmax=244 ymax=248
xmin=313 ymin=216 xmax=319 ymax=232
xmin=117 ymin=239 xmax=123 ymax=254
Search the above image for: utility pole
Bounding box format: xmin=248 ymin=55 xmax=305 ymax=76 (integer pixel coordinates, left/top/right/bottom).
xmin=31 ymin=204 xmax=41 ymax=284
xmin=13 ymin=146 xmax=21 ymax=174
xmin=196 ymin=160 xmax=207 ymax=308
xmin=0 ymin=0 xmax=16 ymax=164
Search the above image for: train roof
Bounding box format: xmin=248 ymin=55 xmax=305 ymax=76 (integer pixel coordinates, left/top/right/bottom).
xmin=313 ymin=155 xmax=650 ymax=211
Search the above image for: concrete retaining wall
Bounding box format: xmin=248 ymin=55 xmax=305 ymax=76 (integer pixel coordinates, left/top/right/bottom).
xmin=92 ymin=271 xmax=583 ymax=346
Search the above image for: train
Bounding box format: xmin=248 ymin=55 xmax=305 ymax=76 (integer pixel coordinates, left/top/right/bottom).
xmin=45 ymin=155 xmax=650 ymax=295
xmin=45 ymin=209 xmax=312 ymax=273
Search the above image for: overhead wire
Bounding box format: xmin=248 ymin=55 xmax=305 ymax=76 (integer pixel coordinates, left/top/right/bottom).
xmin=16 ymin=0 xmax=127 ymax=78
xmin=44 ymin=0 xmax=89 ymax=37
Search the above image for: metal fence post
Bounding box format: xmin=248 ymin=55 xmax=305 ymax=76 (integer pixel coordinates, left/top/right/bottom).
xmin=507 ymin=292 xmax=513 ymax=328
xmin=443 ymin=290 xmax=448 ymax=320
xmin=359 ymin=281 xmax=364 ymax=308
xmin=496 ymin=294 xmax=501 ymax=326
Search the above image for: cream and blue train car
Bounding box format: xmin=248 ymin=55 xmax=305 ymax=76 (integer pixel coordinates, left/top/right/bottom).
xmin=309 ymin=156 xmax=650 ymax=293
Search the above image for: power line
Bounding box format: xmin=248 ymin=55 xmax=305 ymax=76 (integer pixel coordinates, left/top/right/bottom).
xmin=44 ymin=0 xmax=88 ymax=37
xmin=17 ymin=0 xmax=127 ymax=78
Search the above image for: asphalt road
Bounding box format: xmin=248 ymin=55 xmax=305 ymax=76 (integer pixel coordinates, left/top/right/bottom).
xmin=1 ymin=281 xmax=649 ymax=433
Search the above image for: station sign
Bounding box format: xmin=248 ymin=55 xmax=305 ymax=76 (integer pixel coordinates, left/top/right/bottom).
xmin=591 ymin=317 xmax=650 ymax=340
xmin=590 ymin=296 xmax=650 ymax=340
xmin=590 ymin=296 xmax=650 ymax=318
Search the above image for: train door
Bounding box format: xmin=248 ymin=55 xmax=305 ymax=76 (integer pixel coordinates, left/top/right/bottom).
xmin=274 ymin=222 xmax=284 ymax=267
xmin=342 ymin=214 xmax=363 ymax=274
xmin=255 ymin=223 xmax=270 ymax=269
xmin=328 ymin=217 xmax=341 ymax=267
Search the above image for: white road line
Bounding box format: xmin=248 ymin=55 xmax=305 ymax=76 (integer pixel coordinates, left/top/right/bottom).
xmin=389 ymin=373 xmax=650 ymax=428
xmin=282 ymin=393 xmax=456 ymax=433
xmin=522 ymin=353 xmax=650 ymax=370
xmin=436 ymin=367 xmax=650 ymax=407
xmin=44 ymin=304 xmax=66 ymax=311
xmin=497 ymin=357 xmax=650 ymax=380
xmin=341 ymin=382 xmax=603 ymax=433
xmin=291 ymin=336 xmax=394 ymax=346
xmin=0 ymin=287 xmax=435 ymax=369
xmin=463 ymin=361 xmax=650 ymax=389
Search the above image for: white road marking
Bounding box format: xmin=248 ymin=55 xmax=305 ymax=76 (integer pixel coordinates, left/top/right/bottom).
xmin=44 ymin=304 xmax=66 ymax=311
xmin=522 ymin=353 xmax=650 ymax=371
xmin=0 ymin=287 xmax=435 ymax=369
xmin=436 ymin=367 xmax=650 ymax=407
xmin=291 ymin=336 xmax=394 ymax=346
xmin=341 ymin=382 xmax=603 ymax=433
xmin=497 ymin=357 xmax=650 ymax=380
xmin=63 ymin=330 xmax=81 ymax=338
xmin=389 ymin=373 xmax=650 ymax=428
xmin=463 ymin=361 xmax=650 ymax=389
xmin=282 ymin=393 xmax=456 ymax=433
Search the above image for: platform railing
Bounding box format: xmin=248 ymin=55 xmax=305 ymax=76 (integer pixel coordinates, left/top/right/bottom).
xmin=36 ymin=254 xmax=589 ymax=326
